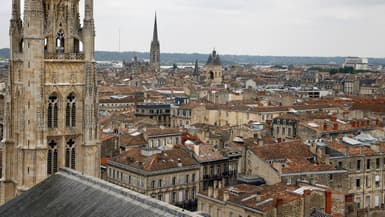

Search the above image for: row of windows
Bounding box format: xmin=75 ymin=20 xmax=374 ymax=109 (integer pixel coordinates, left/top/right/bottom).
xmin=47 ymin=139 xmax=76 ymax=175
xmin=151 ymin=188 xmax=196 ymax=203
xmin=176 ymin=110 xmax=191 ymax=117
xmin=274 ymin=126 xmax=293 ymax=137
xmin=174 ymin=119 xmax=190 ymax=128
xmin=100 ymin=103 xmax=131 ymax=107
xmin=352 ymin=158 xmax=385 ymax=171
xmin=355 ymin=175 xmax=382 ymax=189
xmin=47 ymin=93 xmax=76 ymax=128
xmin=203 ymin=163 xmax=237 ymax=176
xmin=151 ymin=174 xmax=196 ymax=189
xmin=136 ymin=109 xmax=170 ymax=114
xmin=108 ymin=169 xmax=144 ymax=188
xmin=107 ymin=169 xmax=197 ymax=191
xmin=356 ymin=195 xmax=383 ymax=209
xmin=149 ymin=137 xmax=180 ymax=148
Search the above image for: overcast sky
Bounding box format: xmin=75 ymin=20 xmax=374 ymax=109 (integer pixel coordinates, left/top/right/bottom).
xmin=1 ymin=0 xmax=385 ymax=57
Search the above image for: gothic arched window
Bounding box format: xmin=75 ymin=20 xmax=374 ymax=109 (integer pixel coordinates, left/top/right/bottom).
xmin=56 ymin=30 xmax=65 ymax=53
xmin=47 ymin=94 xmax=58 ymax=128
xmin=47 ymin=140 xmax=58 ymax=175
xmin=66 ymin=93 xmax=76 ymax=127
xmin=65 ymin=139 xmax=76 ymax=169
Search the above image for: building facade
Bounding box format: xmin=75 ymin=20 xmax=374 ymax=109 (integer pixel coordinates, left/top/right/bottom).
xmin=1 ymin=0 xmax=99 ymax=204
xmin=197 ymin=183 xmax=343 ymax=217
xmin=135 ymin=103 xmax=171 ymax=127
xmin=106 ymin=148 xmax=200 ymax=211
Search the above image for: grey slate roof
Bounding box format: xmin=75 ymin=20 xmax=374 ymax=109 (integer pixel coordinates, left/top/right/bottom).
xmin=0 ymin=168 xmax=201 ymax=217
xmin=206 ymin=50 xmax=221 ymax=66
xmin=311 ymin=209 xmax=331 ymax=217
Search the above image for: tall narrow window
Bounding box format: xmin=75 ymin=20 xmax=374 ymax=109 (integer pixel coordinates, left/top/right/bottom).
xmin=47 ymin=95 xmax=58 ymax=128
xmin=47 ymin=140 xmax=58 ymax=175
xmin=65 ymin=139 xmax=76 ymax=169
xmin=56 ymin=30 xmax=65 ymax=53
xmin=66 ymin=93 xmax=76 ymax=127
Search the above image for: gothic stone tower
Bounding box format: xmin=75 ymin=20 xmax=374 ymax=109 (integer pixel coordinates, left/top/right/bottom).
xmin=1 ymin=0 xmax=99 ymax=203
xmin=205 ymin=50 xmax=223 ymax=85
xmin=150 ymin=14 xmax=160 ymax=72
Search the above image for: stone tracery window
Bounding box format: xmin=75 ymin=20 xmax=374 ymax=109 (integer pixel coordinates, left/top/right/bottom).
xmin=47 ymin=94 xmax=58 ymax=128
xmin=47 ymin=140 xmax=58 ymax=175
xmin=56 ymin=30 xmax=65 ymax=53
xmin=65 ymin=139 xmax=76 ymax=169
xmin=66 ymin=93 xmax=76 ymax=127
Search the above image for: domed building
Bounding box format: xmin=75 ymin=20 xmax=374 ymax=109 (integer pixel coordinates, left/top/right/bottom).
xmin=204 ymin=50 xmax=223 ymax=85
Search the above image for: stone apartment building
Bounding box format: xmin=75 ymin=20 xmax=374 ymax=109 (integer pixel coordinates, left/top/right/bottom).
xmin=99 ymin=97 xmax=138 ymax=112
xmin=190 ymin=103 xmax=339 ymax=128
xmin=106 ymin=148 xmax=200 ymax=211
xmin=171 ymin=103 xmax=196 ymax=128
xmin=312 ymin=140 xmax=385 ymax=210
xmin=135 ymin=102 xmax=171 ymax=127
xmin=297 ymin=114 xmax=376 ymax=139
xmin=143 ymin=128 xmax=182 ymax=149
xmin=244 ymin=141 xmax=348 ymax=193
xmin=184 ymin=143 xmax=242 ymax=192
xmin=197 ymin=182 xmax=345 ymax=217
xmin=271 ymin=115 xmax=299 ymax=141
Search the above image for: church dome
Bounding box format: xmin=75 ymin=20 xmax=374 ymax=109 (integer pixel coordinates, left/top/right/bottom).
xmin=206 ymin=50 xmax=222 ymax=66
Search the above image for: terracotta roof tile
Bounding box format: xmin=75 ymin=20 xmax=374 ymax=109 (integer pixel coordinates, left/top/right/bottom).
xmin=145 ymin=128 xmax=182 ymax=137
xmin=251 ymin=141 xmax=336 ymax=174
xmin=110 ymin=147 xmax=199 ymax=171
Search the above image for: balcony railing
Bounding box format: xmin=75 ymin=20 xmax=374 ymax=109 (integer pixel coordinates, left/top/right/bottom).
xmin=45 ymin=52 xmax=84 ymax=60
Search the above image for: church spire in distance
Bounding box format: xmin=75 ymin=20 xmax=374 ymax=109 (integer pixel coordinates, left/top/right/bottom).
xmin=153 ymin=12 xmax=158 ymax=42
xmin=150 ymin=12 xmax=160 ymax=72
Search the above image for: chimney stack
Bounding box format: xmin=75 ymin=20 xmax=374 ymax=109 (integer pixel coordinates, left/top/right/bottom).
xmin=333 ymin=123 xmax=338 ymax=130
xmin=276 ymin=198 xmax=284 ymax=206
xmin=330 ymin=116 xmax=337 ymax=122
xmin=304 ymin=189 xmax=312 ymax=196
xmin=325 ymin=191 xmax=332 ymax=214
xmin=223 ymin=190 xmax=229 ymax=201
xmin=208 ymin=186 xmax=213 ymax=197
xmin=323 ymin=122 xmax=328 ymax=131
xmin=213 ymin=181 xmax=219 ymax=199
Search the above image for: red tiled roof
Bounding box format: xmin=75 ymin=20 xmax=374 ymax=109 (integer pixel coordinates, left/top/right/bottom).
xmin=145 ymin=128 xmax=182 ymax=137
xmin=251 ymin=141 xmax=336 ymax=174
xmin=110 ymin=147 xmax=199 ymax=171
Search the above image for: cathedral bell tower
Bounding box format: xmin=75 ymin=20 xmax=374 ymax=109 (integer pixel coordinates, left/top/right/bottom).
xmin=1 ymin=0 xmax=99 ymax=204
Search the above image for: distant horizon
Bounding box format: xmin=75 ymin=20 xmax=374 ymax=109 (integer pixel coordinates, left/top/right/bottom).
xmin=2 ymin=1 xmax=385 ymax=58
xmin=1 ymin=47 xmax=384 ymax=59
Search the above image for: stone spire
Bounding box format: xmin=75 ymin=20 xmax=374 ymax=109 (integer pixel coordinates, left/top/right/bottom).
xmin=192 ymin=59 xmax=200 ymax=81
xmin=153 ymin=13 xmax=158 ymax=42
xmin=150 ymin=13 xmax=160 ymax=72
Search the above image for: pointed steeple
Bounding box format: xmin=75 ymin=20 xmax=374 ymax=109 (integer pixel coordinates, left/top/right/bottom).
xmin=150 ymin=12 xmax=160 ymax=72
xmin=152 ymin=12 xmax=158 ymax=42
xmin=193 ymin=59 xmax=199 ymax=76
